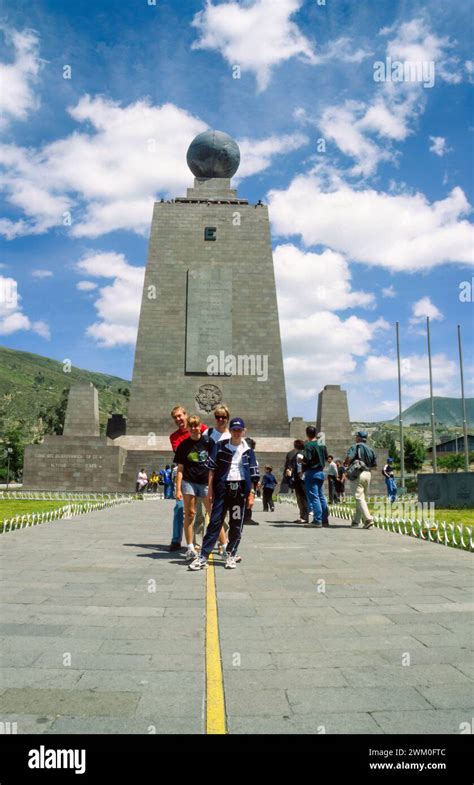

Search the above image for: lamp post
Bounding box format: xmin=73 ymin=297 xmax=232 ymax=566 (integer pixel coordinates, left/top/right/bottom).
xmin=426 ymin=317 xmax=437 ymax=473
xmin=396 ymin=322 xmax=405 ymax=491
xmin=457 ymin=324 xmax=470 ymax=472
xmin=6 ymin=447 xmax=13 ymax=491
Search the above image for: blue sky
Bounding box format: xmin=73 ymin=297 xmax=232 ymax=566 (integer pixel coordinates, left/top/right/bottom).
xmin=0 ymin=0 xmax=473 ymax=422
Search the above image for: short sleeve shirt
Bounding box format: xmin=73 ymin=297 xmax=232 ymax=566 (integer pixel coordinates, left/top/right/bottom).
xmin=175 ymin=436 xmax=210 ymax=484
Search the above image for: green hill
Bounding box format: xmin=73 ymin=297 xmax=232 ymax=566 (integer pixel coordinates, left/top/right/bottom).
xmin=0 ymin=345 xmax=130 ymax=439
xmin=391 ymin=397 xmax=474 ymax=427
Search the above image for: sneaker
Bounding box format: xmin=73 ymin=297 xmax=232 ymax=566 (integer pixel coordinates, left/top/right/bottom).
xmin=322 ymin=522 xmax=330 ymax=528
xmin=168 ymin=541 xmax=181 ymax=552
xmin=246 ymin=519 xmax=259 ymax=525
xmin=305 ymin=522 xmax=322 ymax=528
xmin=351 ymin=522 xmax=360 ymax=528
xmin=225 ymin=555 xmax=237 ymax=569
xmin=188 ymin=556 xmax=207 ymax=571
xmin=363 ymin=519 xmax=374 ymax=529
xmin=235 ymin=555 xmax=242 ymax=563
xmin=184 ymin=548 xmax=198 ymax=561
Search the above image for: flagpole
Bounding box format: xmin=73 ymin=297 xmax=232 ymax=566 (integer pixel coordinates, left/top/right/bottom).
xmin=427 ymin=316 xmax=437 ymax=473
xmin=457 ymin=324 xmax=469 ymax=472
xmin=396 ymin=322 xmax=405 ymax=490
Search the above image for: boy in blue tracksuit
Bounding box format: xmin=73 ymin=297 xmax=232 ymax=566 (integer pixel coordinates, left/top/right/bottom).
xmin=188 ymin=417 xmax=259 ymax=571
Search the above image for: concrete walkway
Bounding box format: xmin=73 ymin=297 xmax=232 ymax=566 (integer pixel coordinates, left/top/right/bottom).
xmin=0 ymin=498 xmax=472 ymax=734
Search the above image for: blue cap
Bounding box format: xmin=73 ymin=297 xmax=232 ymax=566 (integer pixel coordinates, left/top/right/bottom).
xmin=229 ymin=417 xmax=245 ymax=430
xmin=356 ymin=430 xmax=368 ymax=439
xmin=387 ymin=457 xmax=393 ymax=463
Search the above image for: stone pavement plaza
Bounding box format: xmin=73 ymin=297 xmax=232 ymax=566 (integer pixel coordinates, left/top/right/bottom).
xmin=0 ymin=499 xmax=472 ymax=735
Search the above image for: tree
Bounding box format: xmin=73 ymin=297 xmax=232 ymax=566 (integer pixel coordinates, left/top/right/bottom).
xmin=438 ymin=454 xmax=465 ymax=472
xmin=1 ymin=425 xmax=25 ymax=480
xmin=404 ymin=436 xmax=426 ymax=473
xmin=39 ymin=387 xmax=69 ymax=435
xmin=372 ymin=428 xmax=400 ymax=467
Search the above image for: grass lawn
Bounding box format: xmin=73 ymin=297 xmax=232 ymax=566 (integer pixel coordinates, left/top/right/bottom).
xmin=339 ymin=499 xmax=474 ymax=528
xmin=332 ymin=500 xmax=473 ymax=549
xmin=0 ymin=499 xmax=69 ymax=522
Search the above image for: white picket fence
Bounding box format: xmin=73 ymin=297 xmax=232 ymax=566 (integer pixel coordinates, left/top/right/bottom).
xmin=1 ymin=496 xmax=133 ymax=534
xmin=275 ymin=494 xmax=473 ymax=552
xmin=0 ymin=491 xmax=133 ymax=501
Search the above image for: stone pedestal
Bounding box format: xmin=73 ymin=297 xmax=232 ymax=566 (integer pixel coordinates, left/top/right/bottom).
xmin=418 ymin=472 xmax=474 ymax=508
xmin=63 ymin=383 xmax=99 ymax=437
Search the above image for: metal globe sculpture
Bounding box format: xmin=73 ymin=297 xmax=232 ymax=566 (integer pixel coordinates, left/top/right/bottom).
xmin=186 ymin=130 xmax=240 ymax=179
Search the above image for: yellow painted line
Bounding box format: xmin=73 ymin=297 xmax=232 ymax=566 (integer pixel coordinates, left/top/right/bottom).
xmin=205 ymin=554 xmax=227 ymax=734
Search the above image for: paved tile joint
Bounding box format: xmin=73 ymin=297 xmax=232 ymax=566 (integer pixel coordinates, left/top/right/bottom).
xmin=0 ymin=499 xmax=472 ymax=734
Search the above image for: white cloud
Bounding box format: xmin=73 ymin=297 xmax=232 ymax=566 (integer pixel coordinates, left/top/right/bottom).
xmin=268 ymin=174 xmax=474 ymax=272
xmin=77 ymin=280 xmax=98 ymax=292
xmin=0 ymin=26 xmax=41 ymax=129
xmin=0 ymin=95 xmax=308 ymax=239
xmin=410 ymin=296 xmax=443 ymax=324
xmin=281 ymin=311 xmax=389 ymax=402
xmin=466 ymin=60 xmax=474 ymax=84
xmin=237 ymin=134 xmax=308 ymax=180
xmin=192 ymin=0 xmax=317 ymax=92
xmin=31 ymin=320 xmax=51 ymax=339
xmin=75 ymin=252 xmax=145 ymax=347
xmin=32 ymin=269 xmax=53 ymax=278
xmin=313 ymin=36 xmax=373 ymax=65
xmin=382 ymin=285 xmax=396 ymax=298
xmin=0 ymin=275 xmax=49 ymax=338
xmin=385 ymin=18 xmax=462 ymax=84
xmin=273 ymin=244 xmax=374 ymax=318
xmin=316 ymin=19 xmax=465 ymax=178
xmin=429 ymin=136 xmax=450 ymax=157
xmin=363 ymin=352 xmax=458 ymax=403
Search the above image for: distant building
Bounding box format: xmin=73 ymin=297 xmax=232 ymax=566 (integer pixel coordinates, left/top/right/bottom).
xmin=427 ymin=435 xmax=474 ymax=455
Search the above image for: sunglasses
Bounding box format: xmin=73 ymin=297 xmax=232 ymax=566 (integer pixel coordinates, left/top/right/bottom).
xmin=215 ymin=415 xmax=228 ymax=420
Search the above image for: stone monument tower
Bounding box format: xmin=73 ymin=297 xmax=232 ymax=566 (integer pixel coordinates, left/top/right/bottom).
xmin=126 ymin=130 xmax=289 ymax=437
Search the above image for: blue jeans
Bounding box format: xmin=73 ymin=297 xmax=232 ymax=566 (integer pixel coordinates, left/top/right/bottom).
xmin=164 ymin=484 xmax=174 ymax=499
xmin=304 ymin=469 xmax=327 ymax=523
xmin=171 ymin=499 xmax=184 ymax=543
xmin=385 ymin=477 xmax=397 ymax=503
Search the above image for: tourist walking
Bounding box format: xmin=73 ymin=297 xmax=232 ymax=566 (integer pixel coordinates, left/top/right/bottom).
xmin=174 ymin=415 xmax=212 ymax=562
xmin=284 ymin=439 xmax=309 ymax=523
xmin=168 ymin=405 xmax=207 ymax=552
xmin=160 ymin=465 xmax=173 ymax=499
xmin=344 ymin=431 xmax=377 ymax=528
xmin=301 ymin=426 xmax=328 ymax=528
xmin=188 ymin=418 xmax=259 ymax=570
xmin=382 ymin=457 xmax=397 ymax=503
xmin=335 ymin=459 xmax=346 ymax=502
xmin=243 ymin=437 xmax=260 ymax=525
xmin=262 ymin=466 xmax=277 ymax=511
xmin=326 ymin=455 xmax=338 ymax=503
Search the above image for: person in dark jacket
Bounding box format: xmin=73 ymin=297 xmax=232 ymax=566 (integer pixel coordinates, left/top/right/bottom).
xmin=188 ymin=418 xmax=259 ymax=571
xmin=262 ymin=466 xmax=277 ymax=511
xmin=301 ymin=426 xmax=328 ymax=528
xmin=284 ymin=439 xmax=309 ymax=523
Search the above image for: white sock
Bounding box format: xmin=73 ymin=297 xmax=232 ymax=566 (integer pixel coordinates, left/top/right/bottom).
xmin=187 ymin=544 xmax=195 ymax=551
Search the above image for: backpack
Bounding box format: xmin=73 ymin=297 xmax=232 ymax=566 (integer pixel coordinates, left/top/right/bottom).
xmin=346 ymin=445 xmax=369 ymax=481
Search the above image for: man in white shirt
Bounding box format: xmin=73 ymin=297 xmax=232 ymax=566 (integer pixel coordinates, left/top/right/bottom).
xmin=327 ymin=455 xmax=338 ymax=504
